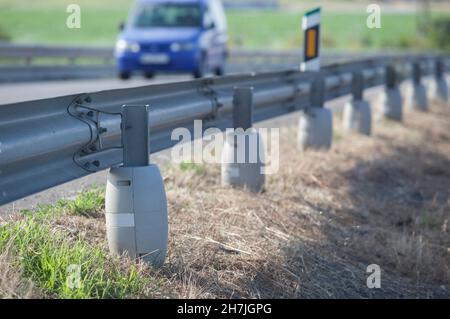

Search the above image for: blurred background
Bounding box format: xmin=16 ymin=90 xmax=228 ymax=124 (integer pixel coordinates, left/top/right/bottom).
xmin=0 ymin=0 xmax=448 ymax=52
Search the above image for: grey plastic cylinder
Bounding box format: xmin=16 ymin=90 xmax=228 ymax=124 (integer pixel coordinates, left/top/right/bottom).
xmin=429 ymin=78 xmax=449 ymax=105
xmin=407 ymin=83 xmax=428 ymax=112
xmin=105 ymin=165 xmax=168 ymax=268
xmin=376 ymin=88 xmax=403 ymax=121
xmin=221 ymin=128 xmax=265 ymax=193
xmin=343 ymin=100 xmax=372 ymax=136
xmin=298 ymin=107 xmax=333 ymax=151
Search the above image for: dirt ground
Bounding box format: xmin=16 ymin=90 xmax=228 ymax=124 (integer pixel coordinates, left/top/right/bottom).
xmin=1 ymin=96 xmax=450 ymax=298
xmin=152 ymin=100 xmax=450 ymax=298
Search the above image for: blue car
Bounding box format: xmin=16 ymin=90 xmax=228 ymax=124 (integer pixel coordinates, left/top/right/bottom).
xmin=115 ymin=0 xmax=228 ymax=79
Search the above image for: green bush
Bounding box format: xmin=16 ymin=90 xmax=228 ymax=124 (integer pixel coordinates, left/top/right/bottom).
xmin=0 ymin=27 xmax=10 ymax=42
xmin=429 ymin=17 xmax=450 ymax=52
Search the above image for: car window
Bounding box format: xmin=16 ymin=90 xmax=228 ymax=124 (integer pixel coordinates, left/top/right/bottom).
xmin=133 ymin=3 xmax=202 ymax=28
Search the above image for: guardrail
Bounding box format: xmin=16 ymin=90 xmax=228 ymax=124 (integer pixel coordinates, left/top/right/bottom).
xmin=0 ymin=44 xmax=114 ymax=82
xmin=0 ymin=44 xmax=387 ymax=82
xmin=0 ymin=52 xmax=448 ymax=206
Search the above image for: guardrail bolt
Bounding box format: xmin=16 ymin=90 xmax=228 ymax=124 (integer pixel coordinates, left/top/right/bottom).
xmin=376 ymin=65 xmax=403 ymax=121
xmin=221 ymin=87 xmax=265 ymax=193
xmin=298 ymin=76 xmax=333 ymax=150
xmin=343 ymin=71 xmax=372 ymax=136
xmin=407 ymin=62 xmax=428 ymax=112
xmin=429 ymin=59 xmax=448 ymax=105
xmin=105 ymin=105 xmax=168 ymax=268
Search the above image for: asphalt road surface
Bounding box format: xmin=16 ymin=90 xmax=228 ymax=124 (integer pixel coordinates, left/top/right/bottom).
xmin=0 ymin=75 xmax=191 ymax=105
xmin=0 ymin=75 xmax=437 ymax=215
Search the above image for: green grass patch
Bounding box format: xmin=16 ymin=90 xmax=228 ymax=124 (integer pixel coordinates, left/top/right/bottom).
xmin=179 ymin=161 xmax=206 ymax=175
xmin=65 ymin=188 xmax=105 ymax=217
xmin=0 ymin=26 xmax=10 ymax=42
xmin=0 ymin=188 xmax=164 ymax=299
xmin=418 ymin=213 xmax=442 ymax=230
xmin=0 ymin=0 xmax=132 ymax=46
xmin=0 ymin=0 xmax=448 ymax=51
xmin=19 ymin=188 xmax=105 ymax=218
xmin=333 ymin=131 xmax=344 ymax=143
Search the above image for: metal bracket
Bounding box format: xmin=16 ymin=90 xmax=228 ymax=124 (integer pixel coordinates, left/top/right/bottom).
xmin=67 ymin=94 xmax=122 ymax=172
xmin=309 ymin=74 xmax=325 ymax=108
xmin=385 ymin=65 xmax=397 ymax=89
xmin=285 ymin=70 xmax=306 ymax=111
xmin=351 ymin=71 xmax=364 ymax=101
xmin=412 ymin=61 xmax=422 ymax=85
xmin=198 ymin=79 xmax=223 ymax=120
xmin=435 ymin=59 xmax=444 ymax=79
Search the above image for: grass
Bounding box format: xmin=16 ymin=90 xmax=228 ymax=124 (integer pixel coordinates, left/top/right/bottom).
xmin=0 ymin=0 xmax=448 ymax=50
xmin=179 ymin=161 xmax=206 ymax=176
xmin=65 ymin=188 xmax=105 ymax=217
xmin=1 ymin=88 xmax=450 ymax=298
xmin=1 ymin=220 xmax=142 ymax=298
xmin=0 ymin=189 xmax=163 ymax=298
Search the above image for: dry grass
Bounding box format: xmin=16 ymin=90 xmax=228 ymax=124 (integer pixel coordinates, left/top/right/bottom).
xmin=1 ymin=100 xmax=450 ymax=298
xmin=0 ymin=248 xmax=40 ymax=298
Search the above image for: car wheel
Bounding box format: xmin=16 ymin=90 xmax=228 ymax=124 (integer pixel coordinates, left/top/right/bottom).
xmin=119 ymin=71 xmax=131 ymax=80
xmin=193 ymin=54 xmax=207 ymax=79
xmin=214 ymin=66 xmax=225 ymax=77
xmin=144 ymin=72 xmax=155 ymax=79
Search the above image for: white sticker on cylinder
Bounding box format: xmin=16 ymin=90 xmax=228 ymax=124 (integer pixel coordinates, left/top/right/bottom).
xmin=105 ymin=213 xmax=135 ymax=227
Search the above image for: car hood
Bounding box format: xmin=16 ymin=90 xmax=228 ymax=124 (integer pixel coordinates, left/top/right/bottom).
xmin=121 ymin=27 xmax=201 ymax=43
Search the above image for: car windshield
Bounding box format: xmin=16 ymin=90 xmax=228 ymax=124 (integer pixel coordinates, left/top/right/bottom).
xmin=133 ymin=3 xmax=202 ymax=28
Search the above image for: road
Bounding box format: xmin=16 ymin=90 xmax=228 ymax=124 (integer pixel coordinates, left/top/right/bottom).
xmin=1 ymin=73 xmax=441 ymax=214
xmin=0 ymin=75 xmax=191 ymax=105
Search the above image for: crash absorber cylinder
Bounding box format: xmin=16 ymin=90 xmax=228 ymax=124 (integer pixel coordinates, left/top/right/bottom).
xmin=376 ymin=65 xmax=403 ymax=121
xmin=105 ymin=105 xmax=168 ymax=267
xmin=407 ymin=62 xmax=428 ymax=112
xmin=221 ymin=87 xmax=265 ymax=193
xmin=342 ymin=71 xmax=372 ymax=136
xmin=221 ymin=128 xmax=265 ymax=193
xmin=298 ymin=76 xmax=333 ymax=150
xmin=429 ymin=59 xmax=448 ymax=105
xmin=343 ymin=100 xmax=372 ymax=136
xmin=408 ymin=83 xmax=428 ymax=112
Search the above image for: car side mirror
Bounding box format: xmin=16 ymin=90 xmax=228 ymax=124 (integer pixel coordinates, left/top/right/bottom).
xmin=119 ymin=22 xmax=125 ymax=31
xmin=203 ymin=15 xmax=215 ymax=30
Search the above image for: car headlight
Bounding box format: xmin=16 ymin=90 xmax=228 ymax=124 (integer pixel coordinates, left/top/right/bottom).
xmin=170 ymin=42 xmax=195 ymax=52
xmin=115 ymin=39 xmax=140 ymax=54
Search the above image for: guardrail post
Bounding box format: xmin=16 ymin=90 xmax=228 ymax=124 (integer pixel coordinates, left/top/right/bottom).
xmin=429 ymin=59 xmax=448 ymax=105
xmin=105 ymin=105 xmax=168 ymax=268
xmin=221 ymin=87 xmax=265 ymax=193
xmin=298 ymin=76 xmax=333 ymax=150
xmin=407 ymin=61 xmax=428 ymax=112
xmin=343 ymin=71 xmax=372 ymax=136
xmin=376 ymin=64 xmax=403 ymax=121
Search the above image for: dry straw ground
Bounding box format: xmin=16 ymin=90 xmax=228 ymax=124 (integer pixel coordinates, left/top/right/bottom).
xmin=1 ymin=99 xmax=449 ymax=298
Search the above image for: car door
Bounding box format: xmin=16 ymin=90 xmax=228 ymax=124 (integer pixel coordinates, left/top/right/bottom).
xmin=203 ymin=0 xmax=227 ymax=69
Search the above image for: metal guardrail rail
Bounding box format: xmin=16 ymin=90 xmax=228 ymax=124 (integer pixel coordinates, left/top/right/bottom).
xmin=0 ymin=44 xmax=113 ymax=61
xmin=0 ymin=53 xmax=448 ymax=205
xmin=0 ymin=44 xmax=115 ymax=82
xmin=0 ymin=44 xmax=389 ymax=82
